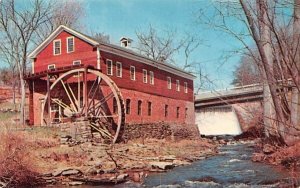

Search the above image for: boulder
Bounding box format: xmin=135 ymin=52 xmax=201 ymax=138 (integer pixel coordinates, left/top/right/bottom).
xmin=61 ymin=169 xmax=82 ymax=176
xmin=68 ymin=181 xmax=84 ymax=186
xmin=150 ymin=162 xmax=174 ymax=170
xmin=116 ymin=173 xmax=129 ymax=181
xmin=52 ymin=168 xmax=82 ymax=177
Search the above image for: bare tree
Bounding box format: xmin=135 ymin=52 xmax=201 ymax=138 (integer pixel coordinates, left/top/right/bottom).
xmin=232 ymin=53 xmax=262 ymax=86
xmin=93 ymin=32 xmax=110 ymax=43
xmin=0 ymin=0 xmax=85 ymax=125
xmin=198 ymin=0 xmax=300 ymax=144
xmin=34 ymin=0 xmax=85 ymax=44
xmin=0 ymin=0 xmax=55 ymax=125
xmin=135 ymin=25 xmax=185 ymax=64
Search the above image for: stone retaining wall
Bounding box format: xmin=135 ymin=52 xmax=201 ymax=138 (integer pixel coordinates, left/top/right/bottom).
xmin=123 ymin=122 xmax=200 ymax=141
xmin=60 ymin=121 xmax=92 ymax=145
xmin=60 ymin=121 xmax=200 ymax=145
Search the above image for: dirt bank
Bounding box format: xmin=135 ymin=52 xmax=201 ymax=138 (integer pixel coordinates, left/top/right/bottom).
xmin=0 ymin=127 xmax=217 ymax=187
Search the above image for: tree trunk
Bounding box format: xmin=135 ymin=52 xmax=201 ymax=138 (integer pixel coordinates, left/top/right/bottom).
xmin=287 ymin=0 xmax=300 ymax=144
xmin=240 ymin=0 xmax=286 ymax=143
xmin=12 ymin=79 xmax=16 ymax=110
xmin=19 ymin=76 xmax=25 ymax=126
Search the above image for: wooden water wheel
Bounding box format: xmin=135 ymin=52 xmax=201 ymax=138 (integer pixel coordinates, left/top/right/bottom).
xmin=42 ymin=67 xmax=125 ymax=144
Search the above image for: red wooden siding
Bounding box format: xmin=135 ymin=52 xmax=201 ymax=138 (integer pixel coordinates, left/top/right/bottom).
xmin=34 ymin=31 xmax=97 ymax=73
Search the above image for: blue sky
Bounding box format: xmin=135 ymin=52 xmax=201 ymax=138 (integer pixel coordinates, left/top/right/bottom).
xmin=83 ymin=0 xmax=250 ymax=91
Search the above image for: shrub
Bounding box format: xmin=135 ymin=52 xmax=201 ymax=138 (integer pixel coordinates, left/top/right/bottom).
xmin=0 ymin=131 xmax=41 ymax=187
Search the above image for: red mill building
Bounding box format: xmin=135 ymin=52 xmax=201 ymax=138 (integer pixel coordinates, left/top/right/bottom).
xmin=26 ymin=25 xmax=196 ymax=143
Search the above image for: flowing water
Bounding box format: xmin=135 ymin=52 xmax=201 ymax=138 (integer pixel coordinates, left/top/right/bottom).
xmin=195 ymin=107 xmax=242 ymax=136
xmin=72 ymin=142 xmax=299 ymax=188
xmin=140 ymin=142 xmax=299 ymax=187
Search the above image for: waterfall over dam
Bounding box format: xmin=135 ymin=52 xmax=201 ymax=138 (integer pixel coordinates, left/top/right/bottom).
xmin=195 ymin=106 xmax=242 ymax=136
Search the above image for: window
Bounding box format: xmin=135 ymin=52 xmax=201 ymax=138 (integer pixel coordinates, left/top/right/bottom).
xmin=143 ymin=69 xmax=147 ymax=83
xmin=150 ymin=71 xmax=154 ymax=85
xmin=176 ymin=107 xmax=180 ymax=118
xmin=165 ymin=105 xmax=168 ymax=117
xmin=130 ymin=66 xmax=135 ymax=80
xmin=126 ymin=99 xmax=131 ymax=114
xmin=53 ymin=39 xmax=61 ymax=55
xmin=73 ymin=60 xmax=81 ymax=66
xmin=138 ymin=100 xmax=142 ymax=115
xmin=184 ymin=82 xmax=188 ymax=93
xmin=67 ymin=37 xmax=74 ymax=53
xmin=113 ymin=97 xmax=117 ymax=114
xmin=185 ymin=108 xmax=188 ymax=118
xmin=116 ymin=62 xmax=122 ymax=77
xmin=176 ymin=80 xmax=180 ymax=91
xmin=107 ymin=59 xmax=113 ymax=75
xmin=167 ymin=77 xmax=171 ymax=89
xmin=148 ymin=101 xmax=152 ymax=116
xmin=48 ymin=64 xmax=56 ymax=70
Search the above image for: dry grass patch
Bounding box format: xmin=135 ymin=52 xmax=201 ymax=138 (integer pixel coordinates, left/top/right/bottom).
xmin=0 ymin=131 xmax=41 ymax=187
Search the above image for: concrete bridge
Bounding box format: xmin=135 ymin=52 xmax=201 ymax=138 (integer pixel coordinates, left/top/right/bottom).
xmin=195 ymin=84 xmax=263 ymax=136
xmin=195 ymin=84 xmax=263 ymax=108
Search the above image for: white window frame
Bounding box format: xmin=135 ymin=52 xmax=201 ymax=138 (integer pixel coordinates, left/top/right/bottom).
xmin=167 ymin=77 xmax=171 ymax=89
xmin=130 ymin=66 xmax=136 ymax=80
xmin=176 ymin=80 xmax=180 ymax=91
xmin=67 ymin=36 xmax=75 ymax=53
xmin=116 ymin=62 xmax=122 ymax=77
xmin=149 ymin=71 xmax=154 ymax=85
xmin=184 ymin=82 xmax=188 ymax=93
xmin=73 ymin=60 xmax=81 ymax=66
xmin=106 ymin=59 xmax=113 ymax=76
xmin=53 ymin=39 xmax=61 ymax=55
xmin=143 ymin=69 xmax=147 ymax=83
xmin=48 ymin=64 xmax=56 ymax=70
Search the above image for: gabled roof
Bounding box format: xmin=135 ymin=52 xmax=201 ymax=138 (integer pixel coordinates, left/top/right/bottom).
xmin=29 ymin=25 xmax=196 ymax=80
xmin=28 ymin=25 xmax=99 ymax=58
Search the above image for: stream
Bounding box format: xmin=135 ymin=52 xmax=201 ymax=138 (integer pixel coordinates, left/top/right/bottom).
xmin=76 ymin=141 xmax=299 ymax=188
xmin=123 ymin=142 xmax=299 ymax=187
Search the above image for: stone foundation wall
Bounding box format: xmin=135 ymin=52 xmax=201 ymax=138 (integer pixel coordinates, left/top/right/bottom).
xmin=60 ymin=121 xmax=92 ymax=145
xmin=123 ymin=122 xmax=200 ymax=141
xmin=60 ymin=121 xmax=200 ymax=145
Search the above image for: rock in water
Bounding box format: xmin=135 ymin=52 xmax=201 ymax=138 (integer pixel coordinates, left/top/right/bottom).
xmin=150 ymin=162 xmax=175 ymax=170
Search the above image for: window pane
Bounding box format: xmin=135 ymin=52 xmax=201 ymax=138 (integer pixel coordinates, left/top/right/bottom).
xmin=165 ymin=105 xmax=168 ymax=117
xmin=150 ymin=71 xmax=154 ymax=85
xmin=138 ymin=100 xmax=142 ymax=115
xmin=176 ymin=80 xmax=180 ymax=91
xmin=116 ymin=62 xmax=122 ymax=77
xmin=167 ymin=77 xmax=171 ymax=89
xmin=67 ymin=37 xmax=74 ymax=52
xmin=143 ymin=69 xmax=147 ymax=83
xmin=184 ymin=82 xmax=188 ymax=93
xmin=126 ymin=99 xmax=131 ymax=114
xmin=107 ymin=60 xmax=113 ymax=75
xmin=148 ymin=101 xmax=152 ymax=116
xmin=130 ymin=66 xmax=135 ymax=80
xmin=54 ymin=40 xmax=61 ymax=55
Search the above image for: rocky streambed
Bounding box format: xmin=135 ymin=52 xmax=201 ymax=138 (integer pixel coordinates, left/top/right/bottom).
xmin=34 ymin=139 xmax=217 ymax=187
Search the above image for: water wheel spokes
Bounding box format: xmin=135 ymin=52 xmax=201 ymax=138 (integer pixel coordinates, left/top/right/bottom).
xmin=42 ymin=67 xmax=125 ymax=144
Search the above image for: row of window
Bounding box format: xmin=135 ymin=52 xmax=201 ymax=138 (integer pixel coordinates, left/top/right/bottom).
xmin=114 ymin=99 xmax=188 ymax=118
xmin=106 ymin=59 xmax=188 ymax=93
xmin=53 ymin=37 xmax=74 ymax=55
